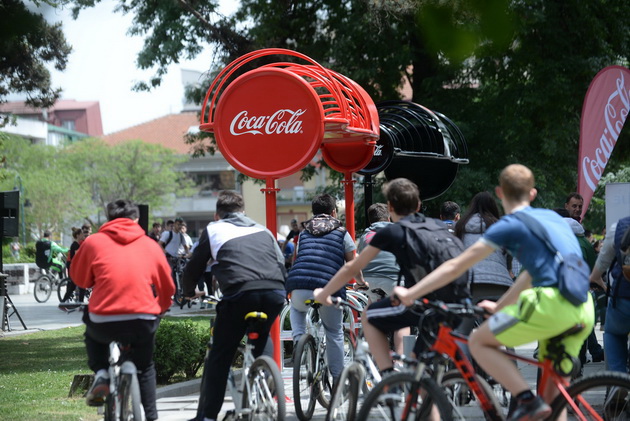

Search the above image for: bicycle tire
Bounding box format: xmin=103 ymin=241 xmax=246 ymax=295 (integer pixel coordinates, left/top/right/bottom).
xmin=326 ymin=361 xmax=364 ymax=421
xmin=120 ymin=372 xmax=143 ymax=421
xmin=104 ymin=390 xmax=115 ymax=421
xmin=441 ymin=369 xmax=502 ymax=421
xmin=57 ymin=277 xmax=70 ymax=302
xmin=356 ymin=372 xmax=453 ymax=421
xmin=549 ymin=370 xmax=630 ymax=420
xmin=293 ymin=334 xmax=318 ymax=421
xmin=242 ymin=355 xmax=286 ymax=420
xmin=33 ymin=275 xmax=53 ymax=303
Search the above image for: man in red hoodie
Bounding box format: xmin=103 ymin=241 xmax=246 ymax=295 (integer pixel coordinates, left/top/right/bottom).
xmin=71 ymin=199 xmax=174 ymax=421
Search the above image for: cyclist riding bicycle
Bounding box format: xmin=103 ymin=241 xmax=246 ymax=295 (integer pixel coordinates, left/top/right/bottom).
xmin=36 ymin=230 xmax=69 ymax=276
xmin=70 ymin=199 xmax=174 ymax=421
xmin=183 ymin=190 xmax=286 ymax=421
xmin=391 ymin=164 xmax=594 ymax=421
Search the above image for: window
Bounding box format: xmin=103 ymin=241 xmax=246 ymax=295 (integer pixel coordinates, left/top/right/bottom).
xmin=61 ymin=120 xmax=75 ymax=131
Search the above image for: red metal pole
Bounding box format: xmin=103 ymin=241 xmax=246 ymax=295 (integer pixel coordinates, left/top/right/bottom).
xmin=262 ymin=178 xmax=283 ymax=368
xmin=342 ymin=172 xmax=356 ymax=240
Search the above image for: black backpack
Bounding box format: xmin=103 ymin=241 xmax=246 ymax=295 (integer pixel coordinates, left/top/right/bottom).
xmin=398 ymin=214 xmax=471 ymax=302
xmin=35 ymin=240 xmax=52 ymax=269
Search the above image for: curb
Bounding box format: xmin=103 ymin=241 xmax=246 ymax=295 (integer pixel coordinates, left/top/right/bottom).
xmin=156 ymin=378 xmax=202 ymax=399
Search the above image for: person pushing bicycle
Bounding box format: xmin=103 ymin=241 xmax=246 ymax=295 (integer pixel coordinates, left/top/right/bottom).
xmin=182 ymin=190 xmax=286 ymax=421
xmin=70 ymin=199 xmax=175 ymax=421
xmin=390 ymin=164 xmax=594 ymax=421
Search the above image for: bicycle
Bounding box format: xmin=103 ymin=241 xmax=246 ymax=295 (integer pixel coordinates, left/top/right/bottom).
xmin=293 ymin=299 xmax=356 ymax=421
xmin=195 ymin=295 xmax=286 ymax=421
xmin=359 ymin=298 xmax=630 ymax=421
xmin=326 ymin=297 xmax=382 ymax=421
xmin=58 ymin=277 xmax=92 ymax=304
xmin=33 ymin=255 xmax=68 ymax=303
xmin=99 ymin=340 xmax=144 ymax=421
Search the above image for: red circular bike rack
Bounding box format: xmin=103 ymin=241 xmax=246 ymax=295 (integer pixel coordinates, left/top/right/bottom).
xmin=199 ymin=48 xmax=380 ymax=368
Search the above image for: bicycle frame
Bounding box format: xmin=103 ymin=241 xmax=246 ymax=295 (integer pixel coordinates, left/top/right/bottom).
xmin=226 ymin=342 xmax=257 ymax=413
xmin=429 ymin=322 xmax=602 ymax=421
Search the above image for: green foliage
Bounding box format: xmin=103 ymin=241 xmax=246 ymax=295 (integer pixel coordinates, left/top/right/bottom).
xmin=0 ymin=0 xmax=72 ymax=107
xmin=0 ymin=135 xmax=191 ymax=234
xmin=65 ymin=0 xmax=630 ymax=217
xmin=153 ymin=319 xmax=210 ymax=383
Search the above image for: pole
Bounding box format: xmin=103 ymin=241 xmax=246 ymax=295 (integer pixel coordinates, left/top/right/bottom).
xmin=342 ymin=173 xmax=356 ymax=240
xmin=363 ymin=174 xmax=373 ymax=231
xmin=14 ymin=175 xmax=26 ymax=246
xmin=261 ymin=178 xmax=283 ymax=368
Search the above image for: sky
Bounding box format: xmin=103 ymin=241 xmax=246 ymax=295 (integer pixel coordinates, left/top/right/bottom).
xmin=36 ymin=0 xmax=236 ymax=135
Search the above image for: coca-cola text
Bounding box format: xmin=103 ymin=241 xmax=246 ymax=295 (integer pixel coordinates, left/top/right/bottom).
xmin=229 ymin=109 xmax=306 ymax=136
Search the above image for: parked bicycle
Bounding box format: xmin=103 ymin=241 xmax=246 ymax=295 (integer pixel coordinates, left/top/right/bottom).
xmin=293 ymin=299 xmax=356 ymax=421
xmin=33 ymin=254 xmax=68 ymax=303
xmin=171 ymin=255 xmax=188 ymax=308
xmin=195 ymin=295 xmax=286 ymax=421
xmin=358 ymin=298 xmax=630 ymax=421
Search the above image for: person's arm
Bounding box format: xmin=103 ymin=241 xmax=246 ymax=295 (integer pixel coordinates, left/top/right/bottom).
xmin=313 ymin=245 xmax=380 ymax=304
xmin=393 ymin=241 xmax=495 ymax=306
xmin=51 ymin=241 xmax=69 ymax=255
xmin=590 ymin=224 xmax=616 ymax=291
xmin=182 ymin=229 xmax=212 ymax=297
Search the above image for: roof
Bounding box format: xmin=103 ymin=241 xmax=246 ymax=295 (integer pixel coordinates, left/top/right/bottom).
xmin=101 ymin=112 xmax=200 ymax=154
xmin=0 ymin=99 xmax=100 ymax=113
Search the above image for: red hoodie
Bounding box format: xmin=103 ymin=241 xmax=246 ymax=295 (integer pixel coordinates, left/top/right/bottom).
xmin=71 ymin=218 xmax=174 ymax=316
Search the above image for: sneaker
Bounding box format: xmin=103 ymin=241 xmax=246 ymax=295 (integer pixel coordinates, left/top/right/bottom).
xmin=604 ymin=386 xmax=628 ymax=418
xmin=86 ymin=372 xmax=110 ymax=406
xmin=507 ymin=396 xmax=551 ymax=421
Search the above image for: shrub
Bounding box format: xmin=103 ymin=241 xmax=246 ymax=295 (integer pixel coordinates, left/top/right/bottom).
xmin=154 ymin=319 xmax=210 ymax=383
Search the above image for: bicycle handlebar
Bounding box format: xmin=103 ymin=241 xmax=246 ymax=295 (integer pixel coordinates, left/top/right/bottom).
xmin=331 ymin=296 xmax=364 ymax=313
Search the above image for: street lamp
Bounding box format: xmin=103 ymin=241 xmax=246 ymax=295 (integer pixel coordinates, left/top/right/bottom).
xmin=13 ymin=175 xmax=26 ymax=246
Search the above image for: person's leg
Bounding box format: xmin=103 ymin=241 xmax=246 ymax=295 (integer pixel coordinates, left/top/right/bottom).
xmin=392 ymin=326 xmax=411 ymax=355
xmin=603 ymin=298 xmax=630 ymax=373
xmin=289 ymin=289 xmax=311 ymax=342
xmin=62 ymin=279 xmax=77 ymax=302
xmin=320 ymin=304 xmax=344 ymax=380
xmin=203 ymin=299 xmax=248 ymax=420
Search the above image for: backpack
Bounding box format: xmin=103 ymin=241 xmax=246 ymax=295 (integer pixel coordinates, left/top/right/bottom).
xmin=398 ymin=214 xmax=470 ymax=301
xmin=35 ymin=240 xmax=52 ymax=269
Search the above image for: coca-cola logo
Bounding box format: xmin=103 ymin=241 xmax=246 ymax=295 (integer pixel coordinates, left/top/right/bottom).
xmin=581 ymin=71 xmax=630 ymax=192
xmin=229 ymin=109 xmax=306 ymax=136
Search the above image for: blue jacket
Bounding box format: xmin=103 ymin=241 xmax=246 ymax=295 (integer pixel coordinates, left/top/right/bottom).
xmin=285 ymin=214 xmax=347 ymax=299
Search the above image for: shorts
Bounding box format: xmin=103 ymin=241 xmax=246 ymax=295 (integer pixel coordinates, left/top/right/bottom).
xmin=488 ymin=286 xmax=594 ymax=363
xmin=364 ymin=277 xmax=398 ymax=302
xmin=365 ymin=297 xmax=421 ymax=333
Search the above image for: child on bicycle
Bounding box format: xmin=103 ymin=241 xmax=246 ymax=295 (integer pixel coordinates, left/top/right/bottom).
xmin=71 ymin=199 xmax=174 ymax=421
xmin=182 ymin=190 xmax=286 ymax=421
xmin=314 ymin=178 xmax=472 ymax=377
xmin=390 ymin=164 xmax=594 ymax=420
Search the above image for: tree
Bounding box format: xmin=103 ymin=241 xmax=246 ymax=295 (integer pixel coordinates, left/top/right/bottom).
xmin=64 ymin=138 xmax=192 ymax=218
xmin=0 ymin=0 xmax=72 ymax=107
xmin=67 ymin=0 xmax=630 ymax=218
xmin=0 ymin=135 xmax=93 ymax=237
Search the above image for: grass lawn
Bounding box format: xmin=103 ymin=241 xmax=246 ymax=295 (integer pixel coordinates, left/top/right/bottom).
xmin=0 ymin=316 xmax=209 ymax=421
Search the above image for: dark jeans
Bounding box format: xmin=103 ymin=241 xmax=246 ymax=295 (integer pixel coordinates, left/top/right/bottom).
xmin=61 ymin=278 xmax=86 ymax=302
xmin=83 ymin=312 xmax=160 ymax=421
xmin=202 ymin=290 xmax=286 ymax=419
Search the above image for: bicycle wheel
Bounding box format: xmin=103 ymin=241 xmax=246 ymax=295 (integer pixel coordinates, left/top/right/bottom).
xmin=242 ymin=355 xmax=286 ymax=421
xmin=549 ymin=371 xmax=630 ymax=420
xmin=293 ymin=334 xmax=317 ymax=421
xmin=33 ymin=275 xmax=52 ymax=303
xmin=441 ymin=369 xmax=502 ymax=421
xmin=315 ymin=353 xmax=334 ymax=410
xmin=57 ymin=277 xmax=71 ymax=302
xmin=326 ymin=361 xmax=364 ymax=421
xmin=356 ymin=372 xmax=453 ymax=421
xmin=119 ymin=372 xmax=143 ymax=421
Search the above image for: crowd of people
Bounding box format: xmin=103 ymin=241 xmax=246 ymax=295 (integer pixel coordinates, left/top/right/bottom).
xmin=36 ymin=161 xmax=629 ymax=421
